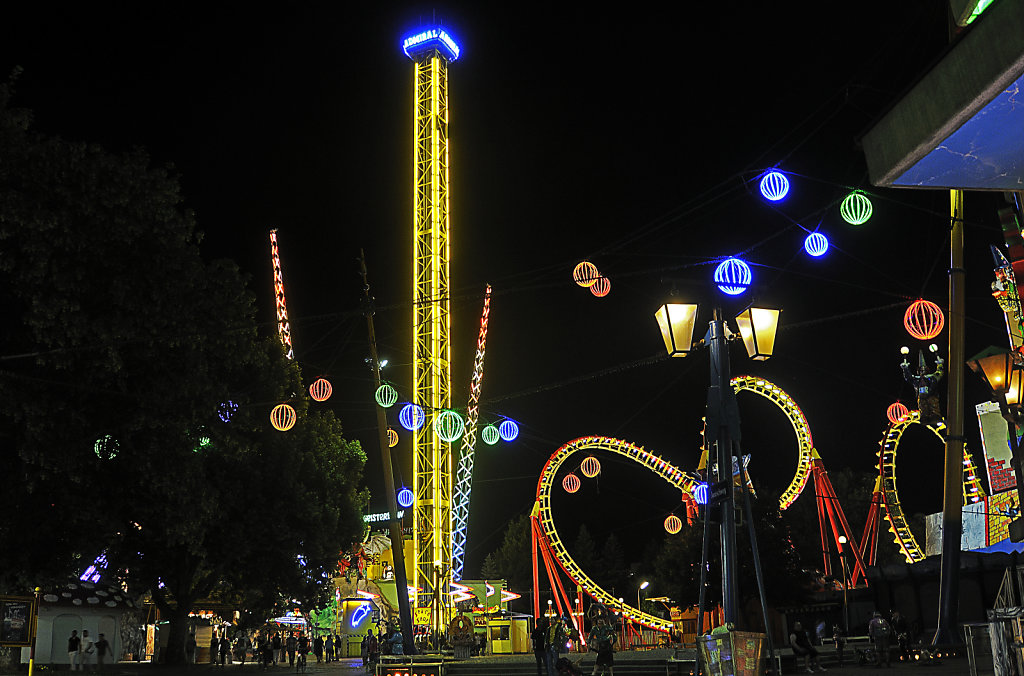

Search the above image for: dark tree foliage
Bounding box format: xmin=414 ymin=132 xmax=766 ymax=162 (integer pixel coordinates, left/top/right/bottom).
xmin=480 ymin=513 xmax=533 ymax=593
xmin=0 ymin=77 xmax=366 ymax=663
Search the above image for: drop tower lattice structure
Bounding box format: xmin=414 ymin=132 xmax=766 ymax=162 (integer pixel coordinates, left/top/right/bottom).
xmin=403 ymin=25 xmax=460 ymax=628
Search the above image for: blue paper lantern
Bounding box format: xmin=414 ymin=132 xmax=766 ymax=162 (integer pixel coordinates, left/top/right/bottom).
xmin=397 ymin=487 xmax=415 ymax=508
xmin=759 ymin=171 xmax=789 ymax=201
xmin=399 ymin=403 xmax=425 ymax=431
xmin=498 ymin=419 xmax=519 ymax=442
xmin=693 ymin=483 xmax=709 ymax=506
xmin=217 ymin=400 xmax=238 ymax=423
xmin=803 ymin=232 xmax=829 ymax=257
xmin=714 ymin=258 xmax=752 ymax=296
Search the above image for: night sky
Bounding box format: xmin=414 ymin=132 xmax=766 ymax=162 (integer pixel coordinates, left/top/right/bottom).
xmin=2 ymin=3 xmax=1014 ymax=582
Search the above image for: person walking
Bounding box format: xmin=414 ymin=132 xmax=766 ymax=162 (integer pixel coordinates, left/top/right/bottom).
xmin=95 ymin=633 xmax=113 ymax=671
xmin=80 ymin=630 xmax=95 ymax=671
xmin=586 ymin=617 xmax=617 ymax=676
xmin=210 ymin=634 xmax=219 ymax=666
xmin=546 ymin=615 xmax=569 ymax=676
xmin=532 ymin=618 xmax=549 ymax=676
xmin=286 ymin=632 xmax=297 ymax=667
xmin=367 ymin=631 xmax=379 ymax=673
xmin=789 ymin=622 xmax=826 ymax=673
xmin=219 ymin=633 xmax=230 ymax=666
xmin=313 ymin=635 xmax=324 ymax=663
xmin=272 ymin=632 xmax=282 ymax=665
xmin=868 ymin=611 xmax=892 ymax=667
xmin=68 ymin=630 xmax=82 ymax=671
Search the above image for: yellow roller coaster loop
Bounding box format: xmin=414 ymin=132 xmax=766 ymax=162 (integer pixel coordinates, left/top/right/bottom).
xmin=876 ymin=410 xmax=986 ymax=563
xmin=533 ymin=436 xmax=702 ymax=632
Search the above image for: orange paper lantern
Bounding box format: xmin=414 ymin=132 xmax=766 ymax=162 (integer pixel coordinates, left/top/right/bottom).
xmin=562 ymin=473 xmax=581 ymax=493
xmin=270 ymin=403 xmax=296 ymax=431
xmin=904 ymin=299 xmax=944 ymax=340
xmin=580 ymin=456 xmax=601 ymax=478
xmin=664 ymin=515 xmax=683 ymax=534
xmin=590 ymin=276 xmax=611 ymax=297
xmin=886 ymin=402 xmax=909 ymax=425
xmin=309 ymin=378 xmax=332 ymax=402
xmin=387 ymin=428 xmax=399 ymax=448
xmin=573 ymin=261 xmax=600 ymax=287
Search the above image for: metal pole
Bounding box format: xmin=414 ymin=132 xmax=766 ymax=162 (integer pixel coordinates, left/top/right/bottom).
xmin=934 ymin=190 xmax=965 ymax=645
xmin=696 ymin=454 xmax=713 ymax=676
xmin=708 ymin=308 xmax=739 ymax=623
xmin=359 ymin=250 xmax=417 ymax=656
xmin=737 ymin=444 xmax=776 ymax=674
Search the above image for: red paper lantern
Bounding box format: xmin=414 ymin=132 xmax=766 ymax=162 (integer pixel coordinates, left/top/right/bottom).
xmin=590 ymin=276 xmax=611 ymax=298
xmin=886 ymin=402 xmax=910 ymax=425
xmin=309 ymin=378 xmax=332 ymax=402
xmin=904 ymin=299 xmax=944 ymax=340
xmin=581 ymin=456 xmax=601 ymax=478
xmin=387 ymin=428 xmax=399 ymax=448
xmin=573 ymin=261 xmax=600 ymax=288
xmin=562 ymin=473 xmax=581 ymax=493
xmin=664 ymin=515 xmax=683 ymax=534
xmin=270 ymin=403 xmax=296 ymax=431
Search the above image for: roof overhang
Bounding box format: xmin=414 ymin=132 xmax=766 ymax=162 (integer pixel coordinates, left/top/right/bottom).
xmin=861 ymin=0 xmax=1024 ymax=190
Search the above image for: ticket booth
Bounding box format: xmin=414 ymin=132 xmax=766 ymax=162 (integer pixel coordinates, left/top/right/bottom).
xmin=339 ymin=598 xmax=375 ymax=657
xmin=487 ymin=618 xmax=512 ymax=654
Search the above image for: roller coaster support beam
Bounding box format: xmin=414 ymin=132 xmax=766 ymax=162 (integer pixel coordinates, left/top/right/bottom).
xmin=935 ymin=189 xmax=965 ymax=646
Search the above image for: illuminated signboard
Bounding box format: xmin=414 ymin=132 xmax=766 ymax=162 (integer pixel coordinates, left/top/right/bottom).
xmin=402 ymin=27 xmax=461 ymax=61
xmin=363 ymin=510 xmax=404 ymax=523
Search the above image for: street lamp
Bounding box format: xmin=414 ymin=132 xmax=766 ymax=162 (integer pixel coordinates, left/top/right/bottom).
xmin=837 ymin=535 xmax=849 ymax=633
xmin=636 ymin=581 xmax=649 ymax=649
xmin=654 ymin=300 xmax=780 ymax=625
xmin=967 ymin=346 xmax=1024 ymax=541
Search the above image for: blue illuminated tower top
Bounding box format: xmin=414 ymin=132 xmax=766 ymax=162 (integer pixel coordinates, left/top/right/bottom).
xmin=402 ymin=26 xmax=461 ymax=61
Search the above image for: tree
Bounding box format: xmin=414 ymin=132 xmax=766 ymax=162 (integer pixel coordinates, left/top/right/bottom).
xmin=572 ymin=524 xmax=598 ymax=574
xmin=0 ymin=77 xmax=366 ymax=662
xmin=480 ymin=513 xmax=533 ymax=592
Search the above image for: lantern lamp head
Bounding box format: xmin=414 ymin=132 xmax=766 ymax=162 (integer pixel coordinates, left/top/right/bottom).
xmin=901 ymin=346 xmax=910 ymax=355
xmin=655 ymin=303 xmax=699 ymax=357
xmin=803 ymin=232 xmax=829 ymax=257
xmin=840 ymin=191 xmax=873 ymax=225
xmin=929 ymin=343 xmax=939 ymax=353
xmin=734 ymin=306 xmax=780 ymax=361
xmin=714 ymin=258 xmax=752 ymax=296
xmin=498 ymin=419 xmax=519 ymax=442
xmin=759 ymin=170 xmax=789 ymax=202
xmin=399 ymin=403 xmax=426 ymax=431
xmin=397 ymin=487 xmax=415 ymax=508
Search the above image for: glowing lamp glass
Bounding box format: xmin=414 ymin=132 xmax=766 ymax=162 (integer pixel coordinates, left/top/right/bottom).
xmin=759 ymin=171 xmax=789 ymax=201
xmin=590 ymin=277 xmax=611 ymax=297
xmin=387 ymin=428 xmax=399 ymax=448
xmin=481 ymin=424 xmax=500 ymax=445
xmin=399 ymin=403 xmax=425 ymax=431
xmin=270 ymin=403 xmax=297 ymax=431
xmin=968 ymin=347 xmax=1016 ymax=398
xmin=375 ymin=383 xmax=399 ymax=408
xmin=580 ymin=456 xmax=601 ymax=478
xmin=664 ymin=515 xmax=683 ymax=534
xmin=886 ymin=402 xmax=910 ymax=425
xmin=655 ymin=303 xmax=699 ymax=357
xmin=498 ymin=419 xmax=519 ymax=442
xmin=309 ymin=378 xmax=332 ymax=402
xmin=562 ymin=473 xmax=581 ymax=494
xmin=904 ymin=300 xmax=945 ymax=340
xmin=803 ymin=232 xmax=829 ymax=257
xmin=840 ymin=191 xmax=873 ymax=225
xmin=397 ymin=487 xmax=415 ymax=508
xmin=434 ymin=409 xmax=465 ymax=443
xmin=735 ymin=307 xmax=780 ymax=361
xmin=714 ymin=258 xmax=752 ymax=296
xmin=572 ymin=261 xmax=600 ymax=287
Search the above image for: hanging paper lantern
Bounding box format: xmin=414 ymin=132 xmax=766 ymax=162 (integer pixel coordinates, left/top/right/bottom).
xmin=840 ymin=191 xmax=873 ymax=225
xmin=435 ymin=409 xmax=465 ymax=442
xmin=589 ymin=276 xmax=611 ymax=297
xmin=562 ymin=473 xmax=581 ymax=494
xmin=498 ymin=419 xmax=519 ymax=442
xmin=904 ymin=299 xmax=945 ymax=340
xmin=482 ymin=424 xmax=500 ymax=446
xmin=693 ymin=483 xmax=709 ymax=506
xmin=217 ymin=400 xmax=238 ymax=423
xmin=759 ymin=170 xmax=789 ymax=202
xmin=886 ymin=402 xmax=910 ymax=425
xmin=309 ymin=378 xmax=332 ymax=402
xmin=714 ymin=257 xmax=752 ymax=296
xmin=664 ymin=514 xmax=683 ymax=534
xmin=580 ymin=456 xmax=601 ymax=478
xmin=94 ymin=435 xmax=119 ymax=461
xmin=397 ymin=487 xmax=415 ymax=508
xmin=387 ymin=428 xmax=399 ymax=448
xmin=399 ymin=403 xmax=426 ymax=431
xmin=573 ymin=261 xmax=600 ymax=288
xmin=270 ymin=403 xmax=297 ymax=431
xmin=375 ymin=383 xmax=399 ymax=408
xmin=803 ymin=232 xmax=829 ymax=257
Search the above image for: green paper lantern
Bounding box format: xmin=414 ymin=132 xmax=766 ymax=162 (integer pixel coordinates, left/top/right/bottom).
xmin=840 ymin=191 xmax=872 ymax=225
xmin=375 ymin=383 xmax=398 ymax=408
xmin=482 ymin=424 xmax=500 ymax=446
xmin=435 ymin=409 xmax=465 ymax=443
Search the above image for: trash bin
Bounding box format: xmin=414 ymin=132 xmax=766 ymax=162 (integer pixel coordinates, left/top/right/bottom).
xmin=698 ymin=631 xmax=767 ymax=676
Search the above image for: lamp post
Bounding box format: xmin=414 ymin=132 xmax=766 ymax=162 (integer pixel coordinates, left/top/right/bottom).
xmin=654 ymin=299 xmax=780 ymax=626
xmin=967 ymin=346 xmax=1024 ymax=541
xmin=637 ymin=581 xmax=649 ymax=648
xmin=837 ymin=535 xmax=849 ymax=633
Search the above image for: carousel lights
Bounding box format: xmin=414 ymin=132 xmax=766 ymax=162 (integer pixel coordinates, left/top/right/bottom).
xmin=714 ymin=258 xmax=752 ymax=296
xmin=398 ymin=403 xmax=426 ymax=431
xmin=759 ymin=170 xmax=790 ymax=202
xmin=803 ymin=232 xmax=829 ymax=257
xmin=498 ymin=419 xmax=520 ymax=442
xmin=397 ymin=487 xmax=415 ymax=508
